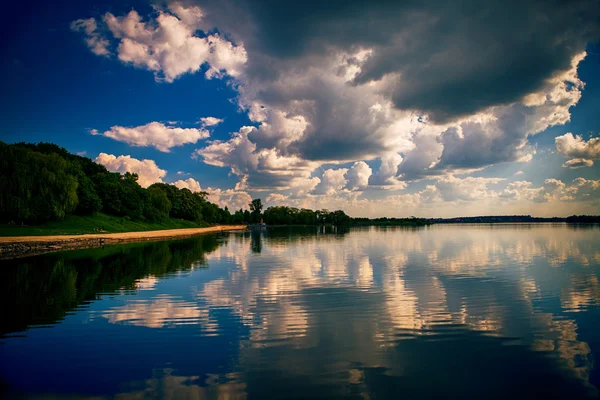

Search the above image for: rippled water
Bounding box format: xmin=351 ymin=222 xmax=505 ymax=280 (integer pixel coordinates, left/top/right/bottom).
xmin=1 ymin=224 xmax=600 ymax=399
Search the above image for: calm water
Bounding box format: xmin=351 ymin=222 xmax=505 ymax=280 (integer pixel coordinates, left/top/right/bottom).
xmin=1 ymin=225 xmax=600 ymax=399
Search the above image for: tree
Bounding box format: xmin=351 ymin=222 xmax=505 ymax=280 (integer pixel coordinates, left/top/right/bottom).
xmin=0 ymin=143 xmax=79 ymax=223
xmin=249 ymin=198 xmax=263 ymax=223
xmin=145 ymin=187 xmax=172 ymax=221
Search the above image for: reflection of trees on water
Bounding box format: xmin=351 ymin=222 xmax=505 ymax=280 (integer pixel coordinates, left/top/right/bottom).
xmin=0 ymin=236 xmax=221 ymax=336
xmin=251 ymin=231 xmax=263 ymax=253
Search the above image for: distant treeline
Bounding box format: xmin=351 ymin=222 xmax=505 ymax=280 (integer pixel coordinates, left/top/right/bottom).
xmin=352 ymin=217 xmax=431 ymax=226
xmin=0 ymin=141 xmax=240 ymax=225
xmin=565 ymin=215 xmax=600 ymax=223
xmin=428 ymin=215 xmax=600 ymax=223
xmin=262 ymin=206 xmax=351 ymax=226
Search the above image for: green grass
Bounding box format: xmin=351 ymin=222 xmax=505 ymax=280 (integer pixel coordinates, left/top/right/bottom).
xmin=0 ymin=213 xmax=210 ymax=236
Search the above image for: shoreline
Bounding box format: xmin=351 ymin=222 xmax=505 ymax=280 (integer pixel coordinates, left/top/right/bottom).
xmin=0 ymin=225 xmax=247 ymax=260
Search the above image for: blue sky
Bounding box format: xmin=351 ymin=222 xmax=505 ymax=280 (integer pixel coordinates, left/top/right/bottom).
xmin=1 ymin=0 xmax=599 ymax=217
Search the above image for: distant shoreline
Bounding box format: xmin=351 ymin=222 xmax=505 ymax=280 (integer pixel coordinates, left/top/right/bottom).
xmin=0 ymin=225 xmax=247 ymax=260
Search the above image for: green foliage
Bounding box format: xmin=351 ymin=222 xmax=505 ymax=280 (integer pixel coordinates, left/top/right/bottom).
xmin=0 ymin=141 xmax=237 ymax=228
xmin=249 ymin=198 xmax=263 ymax=223
xmin=262 ymin=206 xmax=351 ymax=226
xmin=0 ymin=142 xmax=79 ymax=223
xmin=75 ymin=175 xmax=103 ymax=215
xmin=145 ymin=187 xmax=172 ymax=221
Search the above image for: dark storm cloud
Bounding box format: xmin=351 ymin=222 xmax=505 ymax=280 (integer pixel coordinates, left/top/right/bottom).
xmin=196 ymin=0 xmax=599 ymax=122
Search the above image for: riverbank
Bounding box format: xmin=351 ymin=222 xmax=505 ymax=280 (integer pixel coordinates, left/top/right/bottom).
xmin=0 ymin=213 xmax=210 ymax=237
xmin=0 ymin=225 xmax=247 ymax=260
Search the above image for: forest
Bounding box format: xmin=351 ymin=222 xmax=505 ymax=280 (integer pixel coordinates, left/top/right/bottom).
xmin=0 ymin=141 xmax=240 ymax=225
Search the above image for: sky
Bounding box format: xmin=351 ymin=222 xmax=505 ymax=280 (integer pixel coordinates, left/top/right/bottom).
xmin=1 ymin=0 xmax=599 ymax=217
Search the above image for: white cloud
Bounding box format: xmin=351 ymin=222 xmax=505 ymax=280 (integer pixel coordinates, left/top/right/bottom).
xmin=206 ymin=188 xmax=252 ymax=211
xmin=563 ymin=158 xmax=594 ymax=169
xmin=73 ymin=4 xmax=247 ymax=82
xmin=198 ymin=117 xmax=223 ymax=127
xmin=424 ymin=175 xmax=504 ymax=203
xmin=102 ymin=121 xmax=209 ymax=152
xmin=95 ymin=153 xmax=166 ymax=188
xmin=312 ymin=168 xmax=348 ymax=195
xmin=195 ymin=126 xmax=319 ymax=191
xmin=344 ymin=161 xmax=372 ymax=191
xmin=514 ymin=170 xmax=524 ymax=176
xmin=70 ymin=18 xmax=110 ymax=56
xmin=556 ymin=132 xmax=599 ymax=168
xmin=172 ymin=177 xmax=202 ymax=193
xmin=369 ymin=152 xmax=406 ymax=188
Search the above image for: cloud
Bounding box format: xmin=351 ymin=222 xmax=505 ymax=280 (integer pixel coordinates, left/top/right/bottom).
xmin=172 ymin=177 xmax=202 ymax=192
xmin=556 ymin=133 xmax=599 ymax=168
xmin=95 ymin=153 xmax=166 ymax=187
xmin=199 ymin=0 xmax=599 ymax=122
xmin=563 ymin=159 xmax=594 ymax=169
xmin=344 ymin=161 xmax=372 ymax=191
xmin=73 ymin=5 xmax=247 ymax=82
xmin=423 ymin=175 xmax=505 ymax=203
xmin=312 ymin=168 xmax=348 ymax=195
xmin=102 ymin=121 xmax=209 ymax=152
xmin=195 ymin=126 xmax=319 ymax=190
xmin=70 ymin=18 xmax=110 ymax=56
xmin=369 ymin=152 xmax=405 ymax=188
xmin=206 ymin=188 xmax=252 ymax=210
xmin=500 ymin=177 xmax=600 ymax=203
xmin=198 ymin=117 xmax=223 ymax=127
xmin=171 ymin=177 xmax=252 ymax=209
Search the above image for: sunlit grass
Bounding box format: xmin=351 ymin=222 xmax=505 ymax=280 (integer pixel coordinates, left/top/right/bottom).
xmin=0 ymin=213 xmax=209 ymax=236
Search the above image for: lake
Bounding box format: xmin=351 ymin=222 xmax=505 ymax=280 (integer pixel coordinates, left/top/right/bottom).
xmin=1 ymin=224 xmax=599 ymax=399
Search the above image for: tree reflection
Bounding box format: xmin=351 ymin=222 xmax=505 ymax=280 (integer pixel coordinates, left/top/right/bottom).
xmin=0 ymin=235 xmax=221 ymax=336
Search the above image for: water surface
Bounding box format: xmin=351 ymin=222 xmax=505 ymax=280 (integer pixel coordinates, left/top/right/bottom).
xmin=1 ymin=224 xmax=599 ymax=399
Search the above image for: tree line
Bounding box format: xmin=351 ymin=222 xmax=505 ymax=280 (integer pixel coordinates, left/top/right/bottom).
xmin=0 ymin=141 xmax=239 ymax=225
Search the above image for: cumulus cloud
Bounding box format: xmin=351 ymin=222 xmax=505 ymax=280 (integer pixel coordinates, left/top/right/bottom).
xmin=500 ymin=177 xmax=600 ymax=203
xmin=556 ymin=133 xmax=600 ymax=168
xmin=101 ymin=121 xmax=209 ymax=152
xmin=312 ymin=168 xmax=348 ymax=195
xmin=206 ymin=188 xmax=252 ymax=210
xmin=369 ymin=152 xmax=405 ymax=188
xmin=198 ymin=117 xmax=223 ymax=127
xmin=73 ymin=4 xmax=247 ymax=82
xmin=70 ymin=18 xmax=110 ymax=56
xmin=206 ymin=0 xmax=598 ymax=121
xmin=344 ymin=161 xmax=372 ymax=191
xmin=195 ymin=126 xmax=319 ymax=190
xmin=172 ymin=177 xmax=203 ymax=193
xmin=171 ymin=177 xmax=252 ymax=210
xmin=563 ymin=159 xmax=595 ymax=169
xmin=95 ymin=153 xmax=166 ymax=187
xmin=422 ymin=176 xmax=505 ymax=203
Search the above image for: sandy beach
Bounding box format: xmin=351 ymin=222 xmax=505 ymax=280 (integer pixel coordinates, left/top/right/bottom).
xmin=0 ymin=225 xmax=247 ymax=259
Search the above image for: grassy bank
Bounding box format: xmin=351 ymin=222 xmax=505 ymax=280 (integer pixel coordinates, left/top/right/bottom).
xmin=0 ymin=213 xmax=210 ymax=236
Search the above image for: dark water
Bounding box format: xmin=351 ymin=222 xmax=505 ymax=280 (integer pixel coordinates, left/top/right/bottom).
xmin=1 ymin=224 xmax=600 ymax=399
